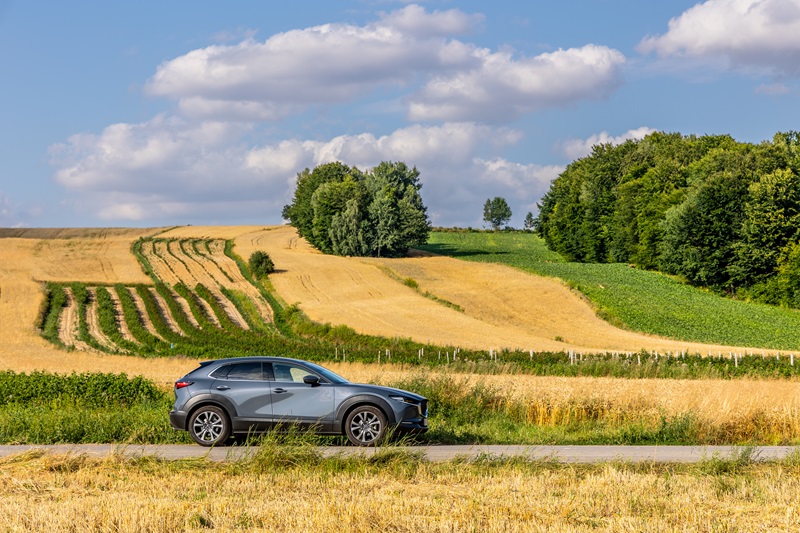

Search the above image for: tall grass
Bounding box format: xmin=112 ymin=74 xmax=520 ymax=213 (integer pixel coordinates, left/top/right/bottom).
xmin=4 ymin=371 xmax=800 ymax=446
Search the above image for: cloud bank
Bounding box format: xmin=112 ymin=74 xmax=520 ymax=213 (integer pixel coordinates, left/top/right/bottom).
xmin=639 ymin=0 xmax=800 ymax=76
xmin=51 ymin=4 xmax=628 ymax=226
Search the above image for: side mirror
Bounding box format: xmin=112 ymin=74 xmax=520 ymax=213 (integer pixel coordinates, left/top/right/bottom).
xmin=303 ymin=375 xmax=320 ymax=387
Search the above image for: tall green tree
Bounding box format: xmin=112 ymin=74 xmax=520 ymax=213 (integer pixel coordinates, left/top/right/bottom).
xmin=283 ymin=160 xmax=430 ymax=258
xmin=729 ymin=168 xmax=800 ymax=286
xmin=282 ymin=162 xmax=362 ymax=245
xmin=523 ymin=212 xmax=535 ymax=231
xmin=483 ymin=197 xmax=512 ymax=230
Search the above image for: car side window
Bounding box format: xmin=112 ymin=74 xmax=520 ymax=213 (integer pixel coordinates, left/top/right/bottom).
xmin=225 ymin=362 xmax=264 ymax=380
xmin=272 ymin=363 xmax=316 ymax=383
xmin=209 ymin=365 xmax=232 ymax=379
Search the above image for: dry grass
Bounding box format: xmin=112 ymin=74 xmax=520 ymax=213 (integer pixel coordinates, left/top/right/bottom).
xmin=1 ymin=451 xmax=799 ymax=532
xmin=326 ymin=362 xmax=800 ymax=441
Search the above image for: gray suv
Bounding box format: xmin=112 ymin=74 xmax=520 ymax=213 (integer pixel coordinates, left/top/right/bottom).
xmin=170 ymin=357 xmax=428 ymax=446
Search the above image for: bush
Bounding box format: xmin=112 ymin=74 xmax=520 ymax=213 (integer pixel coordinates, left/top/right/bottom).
xmin=249 ymin=250 xmax=275 ymax=277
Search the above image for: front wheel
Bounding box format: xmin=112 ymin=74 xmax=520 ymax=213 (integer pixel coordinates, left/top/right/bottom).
xmin=188 ymin=406 xmax=230 ymax=446
xmin=345 ymin=405 xmax=387 ymax=446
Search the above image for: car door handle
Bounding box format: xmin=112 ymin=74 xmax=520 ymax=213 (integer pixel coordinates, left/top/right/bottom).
xmin=216 ymin=386 xmax=230 ymax=390
xmin=273 ymin=388 xmax=287 ymax=394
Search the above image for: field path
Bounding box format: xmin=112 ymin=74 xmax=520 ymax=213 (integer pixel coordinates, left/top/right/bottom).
xmin=234 ymin=226 xmax=774 ymax=354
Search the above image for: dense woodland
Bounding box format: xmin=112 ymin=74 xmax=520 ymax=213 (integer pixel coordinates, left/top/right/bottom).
xmin=536 ymin=131 xmax=800 ymax=308
xmin=283 ymin=161 xmax=431 ymax=257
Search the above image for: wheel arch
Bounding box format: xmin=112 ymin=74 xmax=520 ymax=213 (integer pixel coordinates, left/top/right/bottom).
xmin=183 ymin=395 xmax=236 ymax=430
xmin=336 ymin=395 xmax=394 ymax=434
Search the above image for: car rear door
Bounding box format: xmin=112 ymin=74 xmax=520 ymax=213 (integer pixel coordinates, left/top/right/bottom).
xmin=267 ymin=362 xmax=335 ymax=431
xmin=211 ymin=361 xmax=272 ymax=431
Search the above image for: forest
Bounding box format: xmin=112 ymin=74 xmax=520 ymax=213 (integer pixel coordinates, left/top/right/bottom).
xmin=535 ymin=131 xmax=800 ymax=308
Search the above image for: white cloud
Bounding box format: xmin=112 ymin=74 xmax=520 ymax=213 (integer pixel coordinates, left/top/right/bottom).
xmin=408 ymin=45 xmax=626 ymax=122
xmin=378 ymin=4 xmax=484 ymax=37
xmin=638 ymin=0 xmax=800 ymax=76
xmin=559 ymin=127 xmax=656 ymax=160
xmin=50 ymin=117 xmax=552 ymax=226
xmin=755 ymin=82 xmax=791 ymax=95
xmin=144 ymin=5 xmax=623 ymax=123
xmin=146 ymin=5 xmax=481 ymax=120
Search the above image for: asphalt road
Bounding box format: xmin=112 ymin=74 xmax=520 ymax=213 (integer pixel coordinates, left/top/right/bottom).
xmin=1 ymin=444 xmax=797 ymax=463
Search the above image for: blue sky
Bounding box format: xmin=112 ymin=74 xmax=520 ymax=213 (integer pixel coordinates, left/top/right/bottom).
xmin=2 ymin=0 xmax=800 ymax=228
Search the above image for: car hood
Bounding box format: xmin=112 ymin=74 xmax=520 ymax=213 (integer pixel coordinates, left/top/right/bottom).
xmin=352 ymin=383 xmax=426 ymax=402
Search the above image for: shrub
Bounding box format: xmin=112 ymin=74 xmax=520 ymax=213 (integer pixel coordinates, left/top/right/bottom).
xmin=249 ymin=250 xmax=275 ymax=277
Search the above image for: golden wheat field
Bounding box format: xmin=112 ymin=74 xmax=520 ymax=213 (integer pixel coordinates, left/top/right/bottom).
xmin=0 ymin=228 xmax=197 ymax=383
xmin=2 ymin=451 xmax=800 ymax=532
xmin=0 ymin=224 xmax=780 ymax=365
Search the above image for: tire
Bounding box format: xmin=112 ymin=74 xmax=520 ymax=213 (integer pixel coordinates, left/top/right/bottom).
xmin=345 ymin=405 xmax=387 ymax=446
xmin=188 ymin=405 xmax=230 ymax=446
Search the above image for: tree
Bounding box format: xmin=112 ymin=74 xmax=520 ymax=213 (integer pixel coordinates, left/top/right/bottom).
xmin=282 ymin=162 xmax=362 ymax=246
xmin=283 ymin=160 xmax=431 ymax=258
xmin=729 ymin=168 xmax=800 ymax=287
xmin=523 ymin=212 xmax=535 ymax=232
xmin=483 ymin=197 xmax=512 ymax=230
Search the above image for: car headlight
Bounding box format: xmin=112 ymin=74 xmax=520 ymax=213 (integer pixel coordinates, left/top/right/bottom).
xmin=389 ymin=395 xmax=418 ymax=405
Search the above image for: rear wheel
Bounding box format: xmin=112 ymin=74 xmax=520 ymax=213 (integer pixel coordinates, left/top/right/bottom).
xmin=345 ymin=405 xmax=387 ymax=446
xmin=188 ymin=406 xmax=230 ymax=446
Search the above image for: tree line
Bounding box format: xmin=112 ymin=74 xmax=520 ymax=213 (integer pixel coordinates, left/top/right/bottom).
xmin=283 ymin=161 xmax=431 ymax=257
xmin=536 ymin=131 xmax=800 ymax=308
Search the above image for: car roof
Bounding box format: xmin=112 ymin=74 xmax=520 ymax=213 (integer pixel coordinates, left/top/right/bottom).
xmin=198 ymin=356 xmax=312 ymax=366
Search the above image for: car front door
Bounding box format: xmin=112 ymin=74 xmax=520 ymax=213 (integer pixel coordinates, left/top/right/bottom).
xmin=267 ymin=362 xmax=335 ymax=432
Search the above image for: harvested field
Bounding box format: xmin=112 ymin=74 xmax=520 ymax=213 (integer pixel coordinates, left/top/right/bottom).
xmin=128 ymin=287 xmax=167 ymax=342
xmin=1 ymin=224 xmax=794 ymax=382
xmin=0 ymin=229 xmax=195 ymax=385
xmin=2 ymin=452 xmax=800 ymax=532
xmin=235 ymin=226 xmax=770 ymax=354
xmin=106 ymin=287 xmax=139 ymax=344
xmin=141 ymin=235 xmax=271 ymax=325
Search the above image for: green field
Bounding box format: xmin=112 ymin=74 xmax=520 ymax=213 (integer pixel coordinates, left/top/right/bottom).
xmin=421 ymin=232 xmax=800 ymax=350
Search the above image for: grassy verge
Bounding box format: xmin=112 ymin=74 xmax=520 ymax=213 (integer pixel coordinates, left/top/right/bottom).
xmin=4 ymin=371 xmax=800 ymax=446
xmin=3 ymin=443 xmax=800 ymax=531
xmin=421 ymin=232 xmax=800 ymax=350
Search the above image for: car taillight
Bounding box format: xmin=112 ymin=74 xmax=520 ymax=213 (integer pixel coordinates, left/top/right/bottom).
xmin=175 ymin=381 xmax=194 ymax=389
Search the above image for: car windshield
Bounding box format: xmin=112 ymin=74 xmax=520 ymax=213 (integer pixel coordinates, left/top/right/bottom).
xmin=304 ymin=361 xmax=349 ymax=384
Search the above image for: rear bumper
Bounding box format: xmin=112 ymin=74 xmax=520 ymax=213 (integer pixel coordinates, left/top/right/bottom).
xmin=169 ymin=410 xmax=188 ymax=431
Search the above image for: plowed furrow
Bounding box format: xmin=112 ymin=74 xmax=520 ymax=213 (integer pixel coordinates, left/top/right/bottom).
xmin=129 ymin=288 xmax=167 ymax=342
xmin=86 ymin=288 xmax=116 ymax=351
xmin=106 ymin=287 xmax=139 ymax=345
xmin=148 ymin=287 xmax=183 ymax=336
xmin=142 ymin=241 xmax=181 ymax=286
